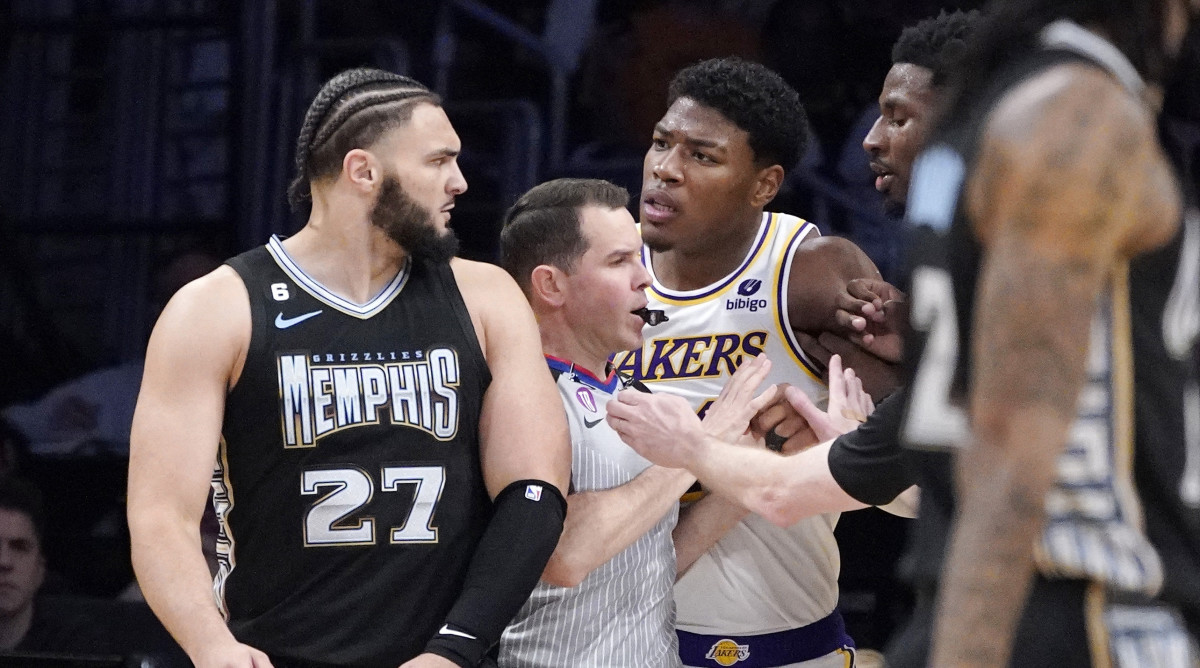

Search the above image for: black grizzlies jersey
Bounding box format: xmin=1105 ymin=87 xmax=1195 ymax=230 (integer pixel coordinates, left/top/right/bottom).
xmin=898 ymin=26 xmax=1171 ymax=598
xmin=216 ymin=236 xmax=491 ymax=666
xmin=1132 ymin=175 xmax=1200 ymax=636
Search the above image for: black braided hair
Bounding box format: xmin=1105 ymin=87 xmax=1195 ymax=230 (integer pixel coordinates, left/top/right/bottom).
xmin=287 ymin=67 xmax=441 ymax=212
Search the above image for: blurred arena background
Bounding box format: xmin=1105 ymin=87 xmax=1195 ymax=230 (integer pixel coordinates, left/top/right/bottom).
xmin=1 ymin=2 xmax=1196 ymax=665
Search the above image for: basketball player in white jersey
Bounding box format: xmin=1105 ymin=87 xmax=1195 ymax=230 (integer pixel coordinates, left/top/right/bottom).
xmin=498 ymin=178 xmax=779 ymax=667
xmin=611 ymin=57 xmax=900 ymax=668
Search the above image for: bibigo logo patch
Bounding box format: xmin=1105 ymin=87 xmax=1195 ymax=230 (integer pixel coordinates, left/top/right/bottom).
xmin=705 ymin=639 xmax=750 ymax=666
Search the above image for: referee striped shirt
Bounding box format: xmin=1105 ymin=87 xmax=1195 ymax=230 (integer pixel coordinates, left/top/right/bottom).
xmin=500 ymin=360 xmax=681 ymax=667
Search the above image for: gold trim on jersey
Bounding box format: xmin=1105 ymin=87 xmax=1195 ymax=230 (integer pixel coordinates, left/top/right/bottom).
xmin=1085 ymin=582 xmax=1114 ymax=668
xmin=645 ymin=213 xmax=778 ymax=306
xmin=771 ymin=219 xmax=824 ymax=384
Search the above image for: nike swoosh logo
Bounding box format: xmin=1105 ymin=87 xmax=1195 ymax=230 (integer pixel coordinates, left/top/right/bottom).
xmin=583 ymin=417 xmax=603 ymax=429
xmin=438 ymin=624 xmax=476 ymax=640
xmin=275 ymin=310 xmax=323 ymax=329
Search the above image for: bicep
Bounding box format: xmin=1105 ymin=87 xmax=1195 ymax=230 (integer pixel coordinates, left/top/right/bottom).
xmin=787 ymin=236 xmax=882 ymax=332
xmin=965 ymin=82 xmax=1156 ymax=435
xmin=475 ymin=278 xmax=571 ymax=499
xmin=128 ymin=274 xmax=247 ymax=523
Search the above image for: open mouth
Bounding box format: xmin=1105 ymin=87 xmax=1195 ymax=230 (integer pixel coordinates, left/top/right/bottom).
xmin=642 ymin=191 xmax=679 ymax=221
xmin=869 ymin=163 xmax=893 ymax=193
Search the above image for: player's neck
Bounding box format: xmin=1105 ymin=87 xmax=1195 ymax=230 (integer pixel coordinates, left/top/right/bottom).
xmin=282 ymin=208 xmax=408 ymax=305
xmin=649 ymin=211 xmax=764 ymax=291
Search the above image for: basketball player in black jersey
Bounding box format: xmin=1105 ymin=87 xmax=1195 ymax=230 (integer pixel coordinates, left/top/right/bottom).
xmin=893 ymin=1 xmax=1200 ymax=666
xmin=127 ymin=69 xmax=570 ymax=668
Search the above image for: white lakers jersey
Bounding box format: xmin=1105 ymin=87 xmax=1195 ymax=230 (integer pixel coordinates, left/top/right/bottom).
xmin=613 ymin=212 xmax=842 ymax=634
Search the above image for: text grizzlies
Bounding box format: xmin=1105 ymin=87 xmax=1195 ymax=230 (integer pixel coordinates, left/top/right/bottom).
xmin=278 ymin=348 xmax=461 ymax=446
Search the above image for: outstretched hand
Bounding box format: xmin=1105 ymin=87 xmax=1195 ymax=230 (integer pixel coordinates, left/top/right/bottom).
xmin=699 ymin=354 xmax=779 ymax=443
xmin=783 ymin=354 xmax=875 ymax=444
xmin=607 ymin=390 xmax=704 ymax=470
xmin=607 ymin=355 xmax=779 ymax=469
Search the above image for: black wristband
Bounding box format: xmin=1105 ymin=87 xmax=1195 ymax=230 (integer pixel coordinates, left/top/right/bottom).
xmin=424 ymin=479 xmax=566 ymax=666
xmin=424 ymin=622 xmax=488 ymax=668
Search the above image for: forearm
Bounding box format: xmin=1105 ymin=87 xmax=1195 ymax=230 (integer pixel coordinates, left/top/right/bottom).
xmin=672 ymin=492 xmax=748 ymax=578
xmin=546 ymin=466 xmax=694 ymax=586
xmin=929 ymin=414 xmax=1064 ymax=667
xmin=931 ymin=222 xmax=1099 ymax=665
xmin=687 ymin=438 xmax=864 ymax=527
xmin=426 ymin=480 xmax=565 ymax=667
xmin=130 ymin=509 xmax=237 ymax=658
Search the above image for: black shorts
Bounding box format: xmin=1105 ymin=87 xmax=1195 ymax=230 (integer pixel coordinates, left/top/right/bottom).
xmin=886 ymin=576 xmax=1194 ymax=667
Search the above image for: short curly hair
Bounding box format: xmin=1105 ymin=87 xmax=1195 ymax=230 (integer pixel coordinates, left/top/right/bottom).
xmin=667 ymin=57 xmax=810 ymax=169
xmin=892 ymin=10 xmax=983 ymax=87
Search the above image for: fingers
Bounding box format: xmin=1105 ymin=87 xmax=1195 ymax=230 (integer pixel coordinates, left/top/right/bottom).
xmin=834 ymin=308 xmax=868 ymax=332
xmin=718 ymin=354 xmax=772 ymax=403
xmin=826 ymin=354 xmax=845 ymax=405
xmin=846 ymin=277 xmax=885 ymax=302
xmin=850 ymin=371 xmax=875 ymax=416
xmin=749 ymin=386 xmax=795 ymax=436
xmin=849 ymin=278 xmax=905 ymax=305
xmin=815 ymin=331 xmax=860 ymax=357
xmin=745 ymin=383 xmax=782 ymax=415
xmin=783 ymin=385 xmax=828 ymax=434
xmin=797 ymin=331 xmax=833 ymax=368
xmin=613 ymin=388 xmax=647 ymax=406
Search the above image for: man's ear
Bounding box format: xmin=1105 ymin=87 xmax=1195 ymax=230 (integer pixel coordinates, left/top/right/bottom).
xmin=343 ymin=148 xmax=380 ymax=194
xmin=530 ymin=264 xmax=568 ymax=309
xmin=750 ymin=164 xmax=785 ymax=208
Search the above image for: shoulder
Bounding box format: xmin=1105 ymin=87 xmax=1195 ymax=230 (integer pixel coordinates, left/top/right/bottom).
xmin=158 ymin=265 xmax=249 ymax=329
xmin=790 ymin=235 xmax=880 ymax=285
xmin=448 ymin=258 xmax=540 ymax=360
xmin=971 ymin=64 xmax=1179 ymax=254
xmin=448 ymin=258 xmax=528 ymax=318
xmin=985 ymin=63 xmax=1149 ymax=147
xmin=147 ymin=265 xmax=250 ymax=369
xmin=449 ymin=258 xmax=523 ymax=298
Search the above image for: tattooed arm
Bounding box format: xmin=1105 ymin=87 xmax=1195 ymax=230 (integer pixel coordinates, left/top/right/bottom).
xmin=929 ymin=65 xmax=1180 ymax=667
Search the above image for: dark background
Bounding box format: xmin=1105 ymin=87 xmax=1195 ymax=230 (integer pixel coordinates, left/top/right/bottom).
xmin=2 ymin=1 xmax=1197 ymax=664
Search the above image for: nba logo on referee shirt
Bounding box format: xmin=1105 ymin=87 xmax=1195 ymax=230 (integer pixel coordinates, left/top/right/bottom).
xmin=525 ymin=485 xmax=542 ymax=501
xmin=576 ymin=387 xmax=597 ymax=413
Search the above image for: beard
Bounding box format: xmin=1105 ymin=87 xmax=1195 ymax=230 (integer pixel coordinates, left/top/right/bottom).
xmin=369 ymin=175 xmax=459 ymax=263
xmin=638 ymin=225 xmax=672 ymax=253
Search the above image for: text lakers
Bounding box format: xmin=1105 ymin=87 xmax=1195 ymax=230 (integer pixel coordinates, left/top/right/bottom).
xmin=614 ymin=331 xmax=767 ymax=381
